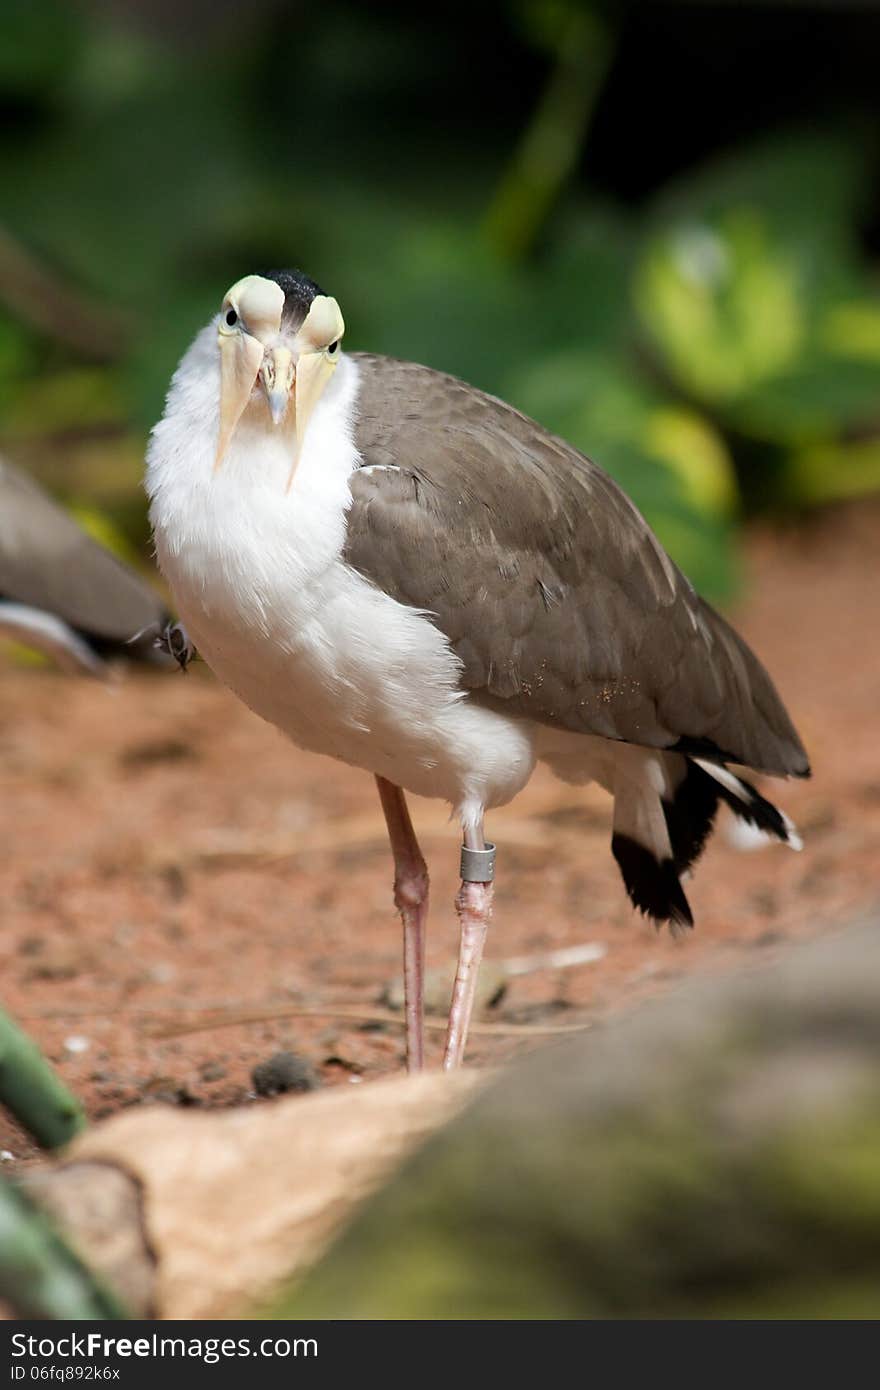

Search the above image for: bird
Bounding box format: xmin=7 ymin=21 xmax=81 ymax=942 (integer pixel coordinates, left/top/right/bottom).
xmin=0 ymin=454 xmax=171 ymax=676
xmin=145 ymin=268 xmax=809 ymax=1072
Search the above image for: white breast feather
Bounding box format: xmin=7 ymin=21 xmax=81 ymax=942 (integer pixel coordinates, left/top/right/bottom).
xmin=145 ymin=330 xmax=536 ymax=818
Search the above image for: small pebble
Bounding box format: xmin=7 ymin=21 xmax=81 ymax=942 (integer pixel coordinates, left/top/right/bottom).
xmin=140 ymin=1077 xmax=199 ymax=1106
xmin=64 ymin=1035 xmax=90 ymax=1055
xmin=199 ymin=1061 xmax=227 ymax=1082
xmin=1 ymin=1150 xmax=15 ymax=1162
xmin=251 ymin=1051 xmax=319 ymax=1097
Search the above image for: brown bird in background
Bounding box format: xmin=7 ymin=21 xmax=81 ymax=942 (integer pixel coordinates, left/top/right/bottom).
xmin=0 ymin=454 xmax=170 ymax=676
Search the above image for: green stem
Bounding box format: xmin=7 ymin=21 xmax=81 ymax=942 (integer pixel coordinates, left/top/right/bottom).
xmin=0 ymin=1178 xmax=127 ymax=1319
xmin=483 ymin=8 xmax=614 ymax=262
xmin=0 ymin=1005 xmax=86 ymax=1149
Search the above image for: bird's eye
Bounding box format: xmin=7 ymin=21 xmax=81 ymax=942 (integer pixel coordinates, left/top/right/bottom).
xmin=328 ymin=340 xmax=338 ymax=354
xmin=225 ymin=308 xmax=238 ymax=327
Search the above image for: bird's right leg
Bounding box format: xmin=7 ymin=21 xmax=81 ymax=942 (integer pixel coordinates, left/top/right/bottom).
xmin=443 ymin=820 xmax=495 ymax=1071
xmin=375 ymin=776 xmax=429 ymax=1072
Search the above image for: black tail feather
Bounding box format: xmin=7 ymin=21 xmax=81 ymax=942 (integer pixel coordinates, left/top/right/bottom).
xmin=612 ymin=833 xmax=693 ymax=931
xmin=661 ymin=758 xmax=794 ymax=879
xmin=712 ymin=772 xmax=790 ymax=841
xmin=613 ymin=758 xmax=796 ymax=934
xmin=661 ymin=760 xmax=721 ymax=874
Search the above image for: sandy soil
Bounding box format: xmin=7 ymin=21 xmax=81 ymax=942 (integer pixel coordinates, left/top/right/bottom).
xmin=2 ymin=503 xmax=878 ymax=1161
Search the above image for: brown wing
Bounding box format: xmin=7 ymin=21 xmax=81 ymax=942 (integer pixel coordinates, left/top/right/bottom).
xmin=344 ymin=355 xmax=809 ymax=777
xmin=0 ymin=456 xmax=167 ymax=644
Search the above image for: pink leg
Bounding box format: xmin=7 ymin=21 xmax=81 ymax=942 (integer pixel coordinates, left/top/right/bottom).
xmin=443 ymin=824 xmax=494 ymax=1071
xmin=375 ymin=776 xmax=429 ymax=1072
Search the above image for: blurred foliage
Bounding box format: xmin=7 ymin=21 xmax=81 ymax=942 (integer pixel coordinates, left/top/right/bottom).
xmin=1 ymin=0 xmax=879 ymax=601
xmin=636 ymin=131 xmax=880 ymax=512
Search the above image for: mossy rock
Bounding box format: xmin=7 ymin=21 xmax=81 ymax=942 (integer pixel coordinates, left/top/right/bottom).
xmin=275 ymin=922 xmax=880 ymax=1319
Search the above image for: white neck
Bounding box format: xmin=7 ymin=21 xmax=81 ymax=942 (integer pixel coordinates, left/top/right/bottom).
xmin=145 ymin=324 xmax=363 ymax=610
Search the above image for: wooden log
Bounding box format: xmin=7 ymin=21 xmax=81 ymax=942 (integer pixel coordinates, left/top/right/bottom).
xmin=30 ymin=1070 xmax=483 ymax=1319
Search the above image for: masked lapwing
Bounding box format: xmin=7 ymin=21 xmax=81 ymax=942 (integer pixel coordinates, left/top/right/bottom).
xmin=146 ymin=269 xmax=809 ymax=1071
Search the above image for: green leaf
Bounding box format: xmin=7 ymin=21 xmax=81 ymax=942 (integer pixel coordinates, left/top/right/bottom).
xmin=635 ymin=129 xmax=880 ymax=472
xmin=822 ymin=301 xmax=880 ymax=364
xmin=781 ymin=437 xmax=880 ymax=507
xmin=636 ymin=209 xmax=808 ymax=404
xmin=730 ymin=357 xmax=880 ymax=442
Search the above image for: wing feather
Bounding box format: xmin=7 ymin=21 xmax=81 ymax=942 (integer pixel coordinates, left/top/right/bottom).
xmin=343 ymin=355 xmax=808 ymax=777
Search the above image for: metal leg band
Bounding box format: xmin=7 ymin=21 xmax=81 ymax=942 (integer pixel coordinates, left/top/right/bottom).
xmin=460 ymin=842 xmax=496 ymax=883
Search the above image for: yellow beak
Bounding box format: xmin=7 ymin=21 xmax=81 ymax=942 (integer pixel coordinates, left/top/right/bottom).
xmin=285 ymin=350 xmax=337 ymax=491
xmin=260 ymin=347 xmax=295 ymax=426
xmin=215 ymin=331 xmax=264 ymax=469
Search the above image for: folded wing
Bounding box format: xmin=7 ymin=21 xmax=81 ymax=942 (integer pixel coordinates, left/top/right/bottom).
xmin=344 ymin=355 xmax=808 ymax=779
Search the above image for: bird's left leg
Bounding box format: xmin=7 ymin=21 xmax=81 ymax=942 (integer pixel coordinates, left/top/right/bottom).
xmin=375 ymin=776 xmax=429 ymax=1072
xmin=443 ymin=820 xmax=495 ymax=1071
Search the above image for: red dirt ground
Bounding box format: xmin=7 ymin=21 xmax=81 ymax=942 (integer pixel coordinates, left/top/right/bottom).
xmin=1 ymin=503 xmax=878 ymax=1162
